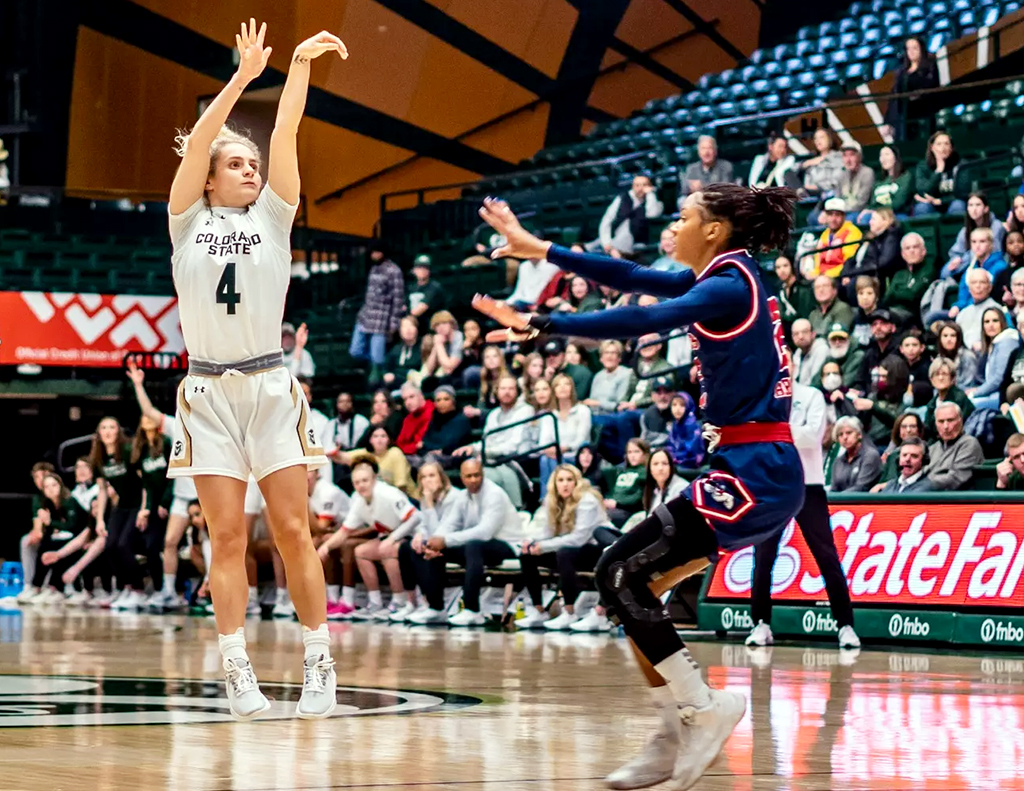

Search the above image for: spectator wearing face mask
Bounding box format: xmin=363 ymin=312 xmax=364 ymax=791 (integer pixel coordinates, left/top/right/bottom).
xmin=825 ymin=323 xmax=864 ymax=388
xmin=877 ymin=438 xmax=934 ymax=493
xmin=927 ymin=402 xmax=984 ymax=490
xmin=791 ymin=319 xmax=829 ymax=387
xmin=996 ymin=433 xmax=1024 ymax=490
xmin=820 ymin=361 xmax=858 ymax=426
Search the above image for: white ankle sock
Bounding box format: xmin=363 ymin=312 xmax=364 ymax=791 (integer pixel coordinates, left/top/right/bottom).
xmin=654 ymin=649 xmax=712 ymax=709
xmin=275 ymin=587 xmax=288 ymax=604
xmin=368 ymin=590 xmax=382 ymax=607
xmin=218 ymin=627 xmax=249 ymax=663
xmin=342 ymin=586 xmax=356 ymax=606
xmin=327 ymin=584 xmax=340 ymax=603
xmin=301 ymin=623 xmax=331 ymax=660
xmin=392 ymin=591 xmax=407 ymax=606
xmin=162 ymin=576 xmax=175 ymax=595
xmin=248 ymin=586 xmax=259 ymax=602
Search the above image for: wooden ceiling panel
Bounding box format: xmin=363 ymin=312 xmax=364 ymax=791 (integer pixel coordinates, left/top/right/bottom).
xmin=588 ymin=63 xmax=677 ymax=119
xmin=616 ymin=0 xmax=690 ymax=52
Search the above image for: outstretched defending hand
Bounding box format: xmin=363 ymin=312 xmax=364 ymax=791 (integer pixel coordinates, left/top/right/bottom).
xmin=293 ymin=31 xmax=349 ymax=63
xmin=236 ymin=19 xmax=273 ymax=83
xmin=471 ymin=294 xmax=537 ymax=342
xmin=479 ymin=198 xmax=551 ymax=261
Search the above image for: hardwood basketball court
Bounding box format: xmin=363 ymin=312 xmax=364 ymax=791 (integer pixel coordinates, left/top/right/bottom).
xmin=0 ymin=608 xmax=1022 ymax=790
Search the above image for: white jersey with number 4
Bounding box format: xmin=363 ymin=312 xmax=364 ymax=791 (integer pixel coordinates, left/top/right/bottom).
xmin=169 ymin=186 xmax=296 ymax=364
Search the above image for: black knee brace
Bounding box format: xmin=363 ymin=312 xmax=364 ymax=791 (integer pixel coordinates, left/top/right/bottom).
xmin=603 ymin=504 xmax=678 ymax=625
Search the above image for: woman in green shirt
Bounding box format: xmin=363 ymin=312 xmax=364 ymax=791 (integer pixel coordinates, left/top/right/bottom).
xmin=133 ymin=414 xmax=172 ymax=606
xmin=24 ymin=473 xmax=81 ymax=599
xmin=89 ymin=416 xmax=144 ymax=608
xmin=862 ymin=145 xmax=913 ymax=220
xmin=602 ymin=438 xmax=650 ymax=527
xmin=912 ymin=132 xmax=969 ymax=216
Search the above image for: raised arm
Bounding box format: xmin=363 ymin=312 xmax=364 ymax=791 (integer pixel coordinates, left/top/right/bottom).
xmin=479 ymin=198 xmax=695 ymax=299
xmin=474 ymin=270 xmax=749 ymax=342
xmin=170 ymin=19 xmax=273 ymax=214
xmin=125 ymin=360 xmax=164 ymax=426
xmin=268 ymin=31 xmax=348 ymax=204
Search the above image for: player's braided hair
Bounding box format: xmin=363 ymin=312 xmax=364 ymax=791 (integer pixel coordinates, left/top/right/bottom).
xmin=697 ymin=183 xmax=796 ymax=254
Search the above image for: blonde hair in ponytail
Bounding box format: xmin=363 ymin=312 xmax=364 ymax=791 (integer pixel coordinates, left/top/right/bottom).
xmin=173 ymin=125 xmax=262 ymax=172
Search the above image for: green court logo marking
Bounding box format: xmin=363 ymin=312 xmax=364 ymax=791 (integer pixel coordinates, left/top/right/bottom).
xmin=0 ymin=675 xmax=481 ymax=727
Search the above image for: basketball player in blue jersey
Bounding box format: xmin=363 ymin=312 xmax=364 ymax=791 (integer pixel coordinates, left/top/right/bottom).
xmin=166 ymin=20 xmax=347 ymax=720
xmin=474 ymin=184 xmax=804 ymax=791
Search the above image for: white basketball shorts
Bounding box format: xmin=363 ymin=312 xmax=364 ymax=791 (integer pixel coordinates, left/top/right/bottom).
xmin=170 ymin=497 xmax=192 ymax=519
xmin=167 ymin=367 xmax=327 ymax=483
xmin=244 ymin=477 xmax=265 ymax=516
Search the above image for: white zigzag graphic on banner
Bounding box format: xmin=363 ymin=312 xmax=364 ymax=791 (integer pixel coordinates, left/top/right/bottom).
xmin=19 ymin=292 xmax=180 ymax=352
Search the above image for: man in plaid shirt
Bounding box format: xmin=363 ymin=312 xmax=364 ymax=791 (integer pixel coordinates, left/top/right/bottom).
xmin=350 ymin=244 xmax=406 ymax=380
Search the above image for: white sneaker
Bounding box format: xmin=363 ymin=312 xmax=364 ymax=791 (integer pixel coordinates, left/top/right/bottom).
xmin=16 ymin=587 xmax=40 ymax=604
xmin=164 ymin=593 xmax=188 ymax=611
xmin=37 ymin=587 xmax=66 ymax=604
xmin=516 ymin=609 xmax=551 ymax=629
xmin=605 ymin=712 xmax=680 ymax=789
xmin=374 ymin=603 xmax=401 ymax=622
xmin=65 ymin=590 xmax=92 ymax=607
xmin=246 ymin=596 xmax=263 ymax=617
xmin=570 ymin=609 xmax=614 ymax=632
xmin=671 ymin=688 xmax=747 ymax=790
xmin=388 ymin=602 xmax=416 ymax=622
xmin=90 ymin=591 xmax=116 ymax=608
xmin=448 ymin=608 xmax=486 ymax=627
xmin=146 ymin=590 xmax=170 ymax=611
xmin=744 ymin=621 xmax=773 ymax=647
xmin=108 ymin=589 xmax=130 ymax=609
xmin=544 ymin=610 xmax=579 ymax=631
xmin=351 ymin=602 xmax=385 ymax=621
xmin=838 ymin=625 xmax=861 ymax=649
xmin=407 ymin=607 xmax=449 ymax=625
xmin=271 ymin=599 xmax=296 ymax=619
xmin=113 ymin=590 xmax=147 ymax=610
xmin=222 ymin=657 xmax=271 ymax=721
xmin=295 ymin=653 xmax=338 ymax=720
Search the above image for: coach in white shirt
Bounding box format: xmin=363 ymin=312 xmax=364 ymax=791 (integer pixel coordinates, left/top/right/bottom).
xmin=745 ymin=362 xmax=860 ymax=650
xmin=409 ymin=457 xmax=524 ymax=626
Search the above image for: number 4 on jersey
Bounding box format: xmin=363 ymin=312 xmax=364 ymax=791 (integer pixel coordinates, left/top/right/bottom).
xmin=216 ymin=263 xmax=242 ymax=315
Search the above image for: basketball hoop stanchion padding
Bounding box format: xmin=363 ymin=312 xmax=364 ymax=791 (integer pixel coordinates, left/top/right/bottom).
xmin=696 ymin=495 xmax=1024 ymax=648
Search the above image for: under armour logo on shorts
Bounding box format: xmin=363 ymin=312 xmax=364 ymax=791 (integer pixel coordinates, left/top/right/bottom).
xmin=308 ymin=429 xmax=316 ymax=444
xmin=173 ymin=440 xmax=183 ymax=456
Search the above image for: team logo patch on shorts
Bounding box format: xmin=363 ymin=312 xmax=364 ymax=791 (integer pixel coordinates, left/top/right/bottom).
xmin=691 ymin=472 xmax=756 ymax=523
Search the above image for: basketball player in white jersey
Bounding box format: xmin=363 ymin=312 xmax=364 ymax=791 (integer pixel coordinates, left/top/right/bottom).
xmin=165 ymin=19 xmax=347 ymax=720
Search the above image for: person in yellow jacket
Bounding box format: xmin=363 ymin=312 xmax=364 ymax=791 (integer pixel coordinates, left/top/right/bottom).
xmin=813 ymin=198 xmax=863 ymax=278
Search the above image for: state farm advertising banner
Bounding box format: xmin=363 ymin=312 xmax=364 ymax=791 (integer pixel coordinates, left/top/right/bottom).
xmin=0 ymin=291 xmax=183 ymax=367
xmin=706 ymin=503 xmax=1024 ymax=609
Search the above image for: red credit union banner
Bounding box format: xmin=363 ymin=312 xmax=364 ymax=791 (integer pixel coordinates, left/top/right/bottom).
xmin=706 ymin=503 xmax=1024 ymax=608
xmin=0 ymin=291 xmax=183 ymax=367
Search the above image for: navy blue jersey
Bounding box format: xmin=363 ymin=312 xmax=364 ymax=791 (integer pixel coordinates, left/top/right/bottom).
xmin=545 ymin=245 xmax=792 ymax=428
xmin=543 ymin=244 xmax=803 ymax=549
